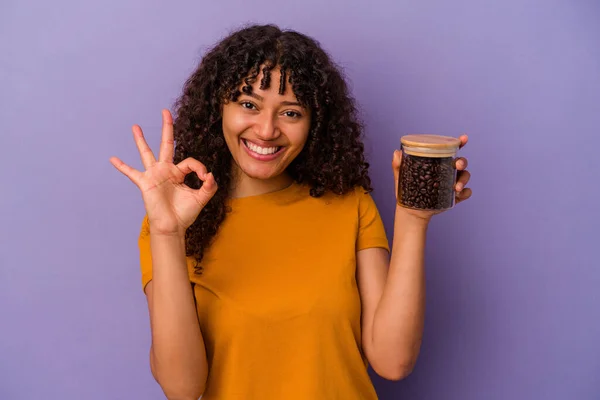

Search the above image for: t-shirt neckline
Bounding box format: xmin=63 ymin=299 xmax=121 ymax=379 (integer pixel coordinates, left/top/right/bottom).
xmin=228 ymin=181 xmax=301 ymax=205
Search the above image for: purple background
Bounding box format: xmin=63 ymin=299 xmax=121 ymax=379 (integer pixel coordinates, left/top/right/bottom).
xmin=2 ymin=0 xmax=599 ymax=399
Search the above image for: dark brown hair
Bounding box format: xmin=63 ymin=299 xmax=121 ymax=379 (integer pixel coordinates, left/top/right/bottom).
xmin=172 ymin=24 xmax=372 ymax=270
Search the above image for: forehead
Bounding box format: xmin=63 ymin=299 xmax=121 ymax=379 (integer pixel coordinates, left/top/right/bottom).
xmin=242 ymin=66 xmax=298 ymax=100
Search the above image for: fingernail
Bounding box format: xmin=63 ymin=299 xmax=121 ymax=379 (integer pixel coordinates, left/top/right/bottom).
xmin=456 ymin=183 xmax=463 ymax=191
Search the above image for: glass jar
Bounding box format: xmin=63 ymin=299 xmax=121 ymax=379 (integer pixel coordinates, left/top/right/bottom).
xmin=398 ymin=134 xmax=462 ymax=211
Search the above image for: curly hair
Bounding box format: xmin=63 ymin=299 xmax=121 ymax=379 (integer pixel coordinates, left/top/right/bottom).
xmin=172 ymin=24 xmax=373 ymax=271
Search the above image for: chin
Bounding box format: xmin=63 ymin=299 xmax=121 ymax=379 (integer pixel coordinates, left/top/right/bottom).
xmin=238 ymin=163 xmax=284 ymax=180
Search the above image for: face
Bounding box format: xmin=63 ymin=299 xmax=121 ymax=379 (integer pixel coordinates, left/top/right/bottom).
xmin=221 ymin=67 xmax=311 ymax=183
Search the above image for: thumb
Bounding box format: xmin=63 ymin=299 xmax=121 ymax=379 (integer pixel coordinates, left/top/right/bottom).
xmin=196 ymin=172 xmax=218 ymax=209
xmin=392 ymin=150 xmax=402 ymax=180
xmin=392 ymin=150 xmax=402 ymax=197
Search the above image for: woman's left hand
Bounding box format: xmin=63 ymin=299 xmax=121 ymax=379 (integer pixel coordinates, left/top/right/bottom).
xmin=392 ymin=134 xmax=472 ymax=222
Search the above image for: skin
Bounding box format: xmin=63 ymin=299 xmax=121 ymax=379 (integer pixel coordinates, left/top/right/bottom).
xmin=357 ymin=136 xmax=471 ymax=379
xmin=220 ymin=68 xmax=311 ymax=198
xmin=109 ymin=66 xmax=472 ymax=397
xmin=110 ymin=111 xmax=215 ymax=399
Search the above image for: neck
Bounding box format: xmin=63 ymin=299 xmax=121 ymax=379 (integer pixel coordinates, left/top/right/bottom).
xmin=230 ymin=166 xmax=294 ymax=199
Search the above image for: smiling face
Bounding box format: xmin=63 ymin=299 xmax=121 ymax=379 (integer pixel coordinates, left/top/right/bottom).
xmin=221 ymin=66 xmax=311 ymax=190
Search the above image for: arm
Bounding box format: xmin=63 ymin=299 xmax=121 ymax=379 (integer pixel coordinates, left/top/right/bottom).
xmin=358 ymin=141 xmax=472 ymax=381
xmin=146 ymin=233 xmax=208 ymax=400
xmin=357 ymin=211 xmax=428 ymax=381
xmin=111 ymin=109 xmax=217 ymax=399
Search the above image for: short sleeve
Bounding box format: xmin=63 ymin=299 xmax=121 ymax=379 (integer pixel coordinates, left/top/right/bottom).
xmin=138 ymin=214 xmax=153 ymax=292
xmin=356 ymin=188 xmax=390 ymax=252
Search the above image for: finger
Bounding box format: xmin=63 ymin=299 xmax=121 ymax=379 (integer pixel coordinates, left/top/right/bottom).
xmin=176 ymin=157 xmax=208 ymax=179
xmin=458 ymin=134 xmax=468 ymax=149
xmin=392 ymin=150 xmax=402 ymax=195
xmin=455 ymin=170 xmax=471 ymax=192
xmin=158 ymin=109 xmax=175 ymax=163
xmin=392 ymin=150 xmax=402 ymax=168
xmin=109 ymin=156 xmax=143 ymax=185
xmin=392 ymin=150 xmax=402 ymax=176
xmin=176 ymin=158 xmax=217 ymax=207
xmin=456 ymin=187 xmax=472 ymax=203
xmin=454 ymin=157 xmax=468 ymax=170
xmin=188 ymin=172 xmax=218 ymax=210
xmin=132 ymin=124 xmax=156 ymax=169
xmin=198 ymin=172 xmax=218 ymax=199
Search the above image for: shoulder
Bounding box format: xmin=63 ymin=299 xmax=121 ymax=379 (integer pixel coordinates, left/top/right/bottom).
xmin=351 ymin=185 xmax=380 ymax=212
xmin=352 ymin=185 xmax=373 ymax=200
xmin=306 ymin=184 xmax=371 ymax=202
xmin=298 ymin=184 xmax=377 ymax=208
xmin=140 ymin=213 xmax=150 ymax=235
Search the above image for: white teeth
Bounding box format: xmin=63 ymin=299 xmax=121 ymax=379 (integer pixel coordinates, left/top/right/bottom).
xmin=245 ymin=140 xmax=279 ymax=155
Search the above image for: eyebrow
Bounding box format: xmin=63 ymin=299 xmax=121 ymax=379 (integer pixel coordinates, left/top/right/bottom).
xmin=245 ymin=92 xmax=302 ymax=107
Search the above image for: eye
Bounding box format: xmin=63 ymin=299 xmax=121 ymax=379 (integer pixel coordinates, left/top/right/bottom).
xmin=284 ymin=110 xmax=302 ymax=118
xmin=240 ymin=101 xmax=257 ymax=110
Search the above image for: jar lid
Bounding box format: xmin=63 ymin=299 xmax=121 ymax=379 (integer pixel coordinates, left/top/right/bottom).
xmin=400 ymin=134 xmax=461 ymax=149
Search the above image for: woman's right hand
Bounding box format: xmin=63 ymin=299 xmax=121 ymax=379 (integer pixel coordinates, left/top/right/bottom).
xmin=110 ymin=109 xmax=218 ymax=236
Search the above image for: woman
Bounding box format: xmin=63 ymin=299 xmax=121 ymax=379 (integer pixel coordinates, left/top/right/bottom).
xmin=110 ymin=24 xmax=472 ymax=400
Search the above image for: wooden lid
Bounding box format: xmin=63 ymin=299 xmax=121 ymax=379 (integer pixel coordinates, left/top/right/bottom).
xmin=400 ymin=134 xmax=461 ymax=149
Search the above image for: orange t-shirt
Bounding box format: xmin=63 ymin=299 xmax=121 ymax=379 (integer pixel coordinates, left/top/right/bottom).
xmin=138 ymin=182 xmax=390 ymax=399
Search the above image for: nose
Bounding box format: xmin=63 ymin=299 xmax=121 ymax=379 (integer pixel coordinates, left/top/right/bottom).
xmin=254 ymin=112 xmax=280 ymax=141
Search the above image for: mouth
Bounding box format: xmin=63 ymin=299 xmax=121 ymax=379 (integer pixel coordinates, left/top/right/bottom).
xmin=241 ymin=139 xmax=285 ymax=161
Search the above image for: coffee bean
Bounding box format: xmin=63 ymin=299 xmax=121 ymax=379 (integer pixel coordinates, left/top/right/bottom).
xmin=398 ymin=153 xmax=456 ymax=210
